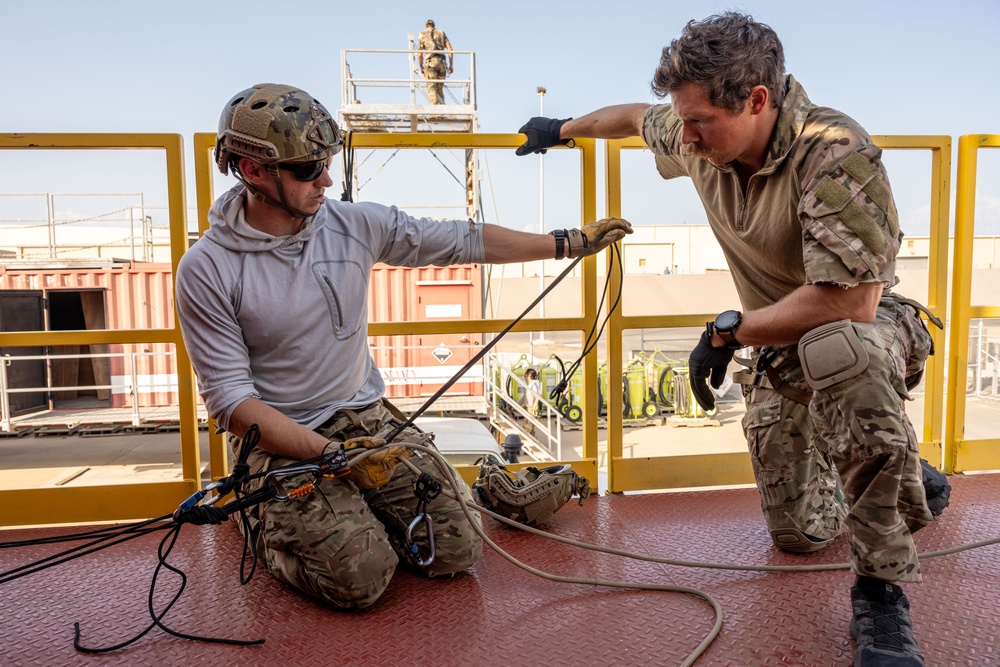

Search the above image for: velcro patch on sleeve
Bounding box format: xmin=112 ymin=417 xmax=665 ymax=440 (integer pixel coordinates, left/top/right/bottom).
xmin=839 ymin=152 xmax=899 ymax=237
xmin=815 ymin=177 xmax=851 ymax=209
xmin=814 ymin=176 xmax=887 ymax=255
xmin=839 ymin=152 xmax=875 ymax=182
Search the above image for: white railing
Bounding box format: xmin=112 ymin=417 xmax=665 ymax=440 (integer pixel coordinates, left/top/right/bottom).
xmin=341 ymin=44 xmax=476 ymax=108
xmin=0 ymin=350 xmax=180 ymax=431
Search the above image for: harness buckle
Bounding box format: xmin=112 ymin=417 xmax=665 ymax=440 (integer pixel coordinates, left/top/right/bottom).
xmin=753 ymin=346 xmax=779 ymax=388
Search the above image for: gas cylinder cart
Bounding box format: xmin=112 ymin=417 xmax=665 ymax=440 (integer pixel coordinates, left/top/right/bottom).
xmin=623 ymin=354 xmax=657 ymax=421
xmin=645 ymin=348 xmax=684 ymax=416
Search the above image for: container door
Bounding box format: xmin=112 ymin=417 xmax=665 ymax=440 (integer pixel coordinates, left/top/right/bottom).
xmin=0 ymin=290 xmax=48 ymax=417
xmin=415 ymin=280 xmax=478 ymax=396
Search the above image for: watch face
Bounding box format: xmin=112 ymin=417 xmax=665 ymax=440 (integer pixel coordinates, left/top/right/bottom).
xmin=716 ymin=310 xmax=741 ymax=332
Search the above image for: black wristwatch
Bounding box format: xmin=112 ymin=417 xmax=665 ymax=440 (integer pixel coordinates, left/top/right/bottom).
xmin=549 ymin=229 xmax=567 ymax=260
xmin=711 ymin=310 xmax=744 ymax=349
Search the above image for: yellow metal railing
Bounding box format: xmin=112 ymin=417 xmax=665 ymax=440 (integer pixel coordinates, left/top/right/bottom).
xmin=0 ymin=133 xmax=200 ymax=526
xmin=603 ymin=135 xmax=952 ymax=493
xmin=4 ymin=128 xmax=996 ymax=524
xmin=192 ymin=132 xmax=602 ymax=486
xmin=946 ymin=134 xmax=1000 ymax=473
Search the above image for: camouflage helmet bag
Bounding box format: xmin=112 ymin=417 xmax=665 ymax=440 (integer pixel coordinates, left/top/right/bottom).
xmin=215 ymin=83 xmax=343 ymax=175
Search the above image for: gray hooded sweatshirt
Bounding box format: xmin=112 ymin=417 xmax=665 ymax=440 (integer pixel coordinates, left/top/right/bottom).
xmin=175 ymin=185 xmax=485 ymax=431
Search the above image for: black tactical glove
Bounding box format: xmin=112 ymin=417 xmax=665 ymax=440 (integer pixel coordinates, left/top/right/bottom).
xmin=516 ymin=116 xmax=571 ymax=156
xmin=688 ymin=328 xmax=734 ymax=411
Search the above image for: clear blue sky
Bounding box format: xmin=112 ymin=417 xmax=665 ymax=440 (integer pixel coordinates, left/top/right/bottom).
xmin=3 ymin=0 xmax=999 ymax=237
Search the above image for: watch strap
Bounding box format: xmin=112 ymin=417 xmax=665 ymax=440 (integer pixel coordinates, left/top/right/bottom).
xmin=717 ymin=327 xmax=743 ymax=349
xmin=549 ymin=229 xmax=567 ymax=260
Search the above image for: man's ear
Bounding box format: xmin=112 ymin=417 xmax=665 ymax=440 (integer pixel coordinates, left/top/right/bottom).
xmin=748 ymin=85 xmax=770 ymax=115
xmin=238 ymin=157 xmax=270 ymax=187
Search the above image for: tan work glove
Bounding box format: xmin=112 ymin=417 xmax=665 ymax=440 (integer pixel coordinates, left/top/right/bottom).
xmin=565 ymin=217 xmax=633 ymax=258
xmin=339 ymin=436 xmax=410 ymax=489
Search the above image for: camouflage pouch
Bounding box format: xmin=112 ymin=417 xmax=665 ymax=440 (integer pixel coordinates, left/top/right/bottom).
xmin=884 ymin=293 xmax=942 ymax=390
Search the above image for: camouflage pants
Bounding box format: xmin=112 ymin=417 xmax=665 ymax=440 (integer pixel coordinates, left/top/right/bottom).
xmin=423 ymin=57 xmax=447 ymax=104
xmin=229 ymin=400 xmax=482 ymax=609
xmin=742 ymin=301 xmax=933 ymax=583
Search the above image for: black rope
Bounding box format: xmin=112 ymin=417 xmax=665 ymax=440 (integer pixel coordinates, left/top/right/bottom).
xmin=73 ymin=522 xmax=264 ymax=653
xmin=341 ymin=131 xmax=354 ymax=202
xmin=381 ymin=231 xmax=617 ymax=445
xmin=428 ymin=149 xmax=466 ymax=189
xmin=0 ymin=233 xmax=624 ymax=652
xmin=551 ymin=242 xmax=624 ymax=401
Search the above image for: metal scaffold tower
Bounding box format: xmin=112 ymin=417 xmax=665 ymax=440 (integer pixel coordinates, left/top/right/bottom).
xmin=338 ymin=35 xmax=480 ymax=220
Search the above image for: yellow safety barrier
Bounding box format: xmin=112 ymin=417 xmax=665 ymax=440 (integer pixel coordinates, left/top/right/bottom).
xmin=3 ymin=128 xmax=992 ymax=523
xmin=603 ymin=135 xmax=952 ymax=493
xmin=192 ymin=132 xmax=603 ymax=486
xmin=0 ymin=133 xmax=200 ymax=526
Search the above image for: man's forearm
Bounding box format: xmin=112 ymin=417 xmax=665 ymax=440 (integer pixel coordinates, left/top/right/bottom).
xmin=482 ymin=225 xmax=556 ymax=263
xmin=229 ymin=397 xmax=329 ymax=460
xmin=733 ymin=282 xmax=883 ymax=347
xmin=561 ymin=104 xmax=651 ymax=140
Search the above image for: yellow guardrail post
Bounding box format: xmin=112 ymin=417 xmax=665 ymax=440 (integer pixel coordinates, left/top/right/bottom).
xmin=946 ymin=134 xmax=1000 ymax=473
xmin=192 ymin=132 xmax=229 ymax=482
xmin=872 ymin=136 xmax=952 ymax=468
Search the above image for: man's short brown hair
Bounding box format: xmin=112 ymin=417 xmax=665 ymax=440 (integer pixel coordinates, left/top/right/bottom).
xmin=651 ymin=12 xmax=786 ymax=113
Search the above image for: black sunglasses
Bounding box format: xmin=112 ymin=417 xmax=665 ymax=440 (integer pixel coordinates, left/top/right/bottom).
xmin=278 ymin=158 xmax=330 ymax=182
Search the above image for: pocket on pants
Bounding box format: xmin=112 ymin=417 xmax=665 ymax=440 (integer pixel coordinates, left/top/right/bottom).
xmin=743 ymin=395 xmax=787 ymax=471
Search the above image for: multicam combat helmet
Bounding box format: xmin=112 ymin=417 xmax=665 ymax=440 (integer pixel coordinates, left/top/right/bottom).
xmin=215 ymin=83 xmax=343 ymax=217
xmin=216 ymin=83 xmax=342 ymax=174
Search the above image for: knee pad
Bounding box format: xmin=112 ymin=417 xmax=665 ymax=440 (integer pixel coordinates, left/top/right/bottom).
xmin=770 ymin=528 xmax=836 ymax=554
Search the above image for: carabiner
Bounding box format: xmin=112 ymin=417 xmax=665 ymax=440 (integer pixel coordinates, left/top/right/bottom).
xmin=264 ymin=464 xmax=321 ymax=501
xmin=405 ymin=513 xmax=436 ymax=567
xmin=177 ymin=480 xmax=225 ymax=513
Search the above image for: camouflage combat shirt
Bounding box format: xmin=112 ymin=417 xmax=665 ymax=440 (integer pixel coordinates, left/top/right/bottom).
xmin=641 ymin=75 xmax=900 ymax=312
xmin=418 ymin=28 xmax=451 ymax=60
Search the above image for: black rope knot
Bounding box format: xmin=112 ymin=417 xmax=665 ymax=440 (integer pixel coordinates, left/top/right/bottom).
xmin=214 ymin=462 xmax=250 ymax=496
xmin=175 ymin=505 xmax=227 ymax=526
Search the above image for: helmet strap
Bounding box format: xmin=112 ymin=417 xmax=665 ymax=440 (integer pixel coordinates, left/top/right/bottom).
xmin=232 ymin=169 xmax=312 ymax=220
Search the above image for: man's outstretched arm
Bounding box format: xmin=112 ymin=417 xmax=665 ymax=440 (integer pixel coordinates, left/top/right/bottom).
xmin=516 ymin=104 xmax=650 ymax=155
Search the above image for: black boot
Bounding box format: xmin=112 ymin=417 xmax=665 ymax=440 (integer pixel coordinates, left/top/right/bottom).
xmin=920 ymin=458 xmax=950 ymax=517
xmin=850 ymin=576 xmax=924 ymax=666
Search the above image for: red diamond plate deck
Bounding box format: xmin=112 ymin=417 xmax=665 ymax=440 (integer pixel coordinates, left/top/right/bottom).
xmin=2 ymin=473 xmax=998 ymax=666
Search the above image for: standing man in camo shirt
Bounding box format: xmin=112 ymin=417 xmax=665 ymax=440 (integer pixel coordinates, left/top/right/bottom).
xmin=417 ymin=19 xmax=453 ymax=104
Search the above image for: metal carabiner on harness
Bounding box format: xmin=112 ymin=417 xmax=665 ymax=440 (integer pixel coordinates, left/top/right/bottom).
xmin=405 ymin=513 xmax=436 ymax=567
xmin=264 ymin=464 xmax=321 ymax=501
xmin=404 ymin=472 xmax=442 ymax=566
